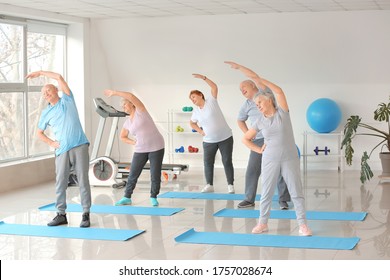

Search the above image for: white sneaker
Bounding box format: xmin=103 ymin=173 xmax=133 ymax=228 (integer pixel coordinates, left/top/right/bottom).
xmin=299 ymin=224 xmax=312 ymax=236
xmin=228 ymin=184 xmax=235 ymax=194
xmin=201 ymin=184 xmax=214 ymax=193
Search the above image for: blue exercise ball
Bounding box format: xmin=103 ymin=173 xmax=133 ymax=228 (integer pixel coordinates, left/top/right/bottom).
xmin=306 ymin=98 xmax=342 ymax=133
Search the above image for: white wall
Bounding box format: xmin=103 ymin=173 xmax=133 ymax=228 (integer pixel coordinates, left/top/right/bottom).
xmin=89 ymin=10 xmax=390 ymax=170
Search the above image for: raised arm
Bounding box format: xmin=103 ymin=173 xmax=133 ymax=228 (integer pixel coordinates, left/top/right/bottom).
xmin=192 ymin=73 xmax=218 ymax=98
xmin=225 ymin=61 xmax=288 ymax=111
xmin=104 ymin=89 xmax=146 ymax=111
xmin=26 ymin=71 xmax=70 ymax=95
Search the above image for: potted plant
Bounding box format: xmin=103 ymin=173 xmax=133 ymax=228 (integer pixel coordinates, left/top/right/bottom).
xmin=341 ymin=97 xmax=390 ymax=183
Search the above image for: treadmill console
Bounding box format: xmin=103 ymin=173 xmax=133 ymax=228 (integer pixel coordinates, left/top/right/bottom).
xmin=93 ymin=98 xmax=128 ymax=118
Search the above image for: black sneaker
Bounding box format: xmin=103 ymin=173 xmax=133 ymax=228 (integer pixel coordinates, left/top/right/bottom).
xmin=279 ymin=201 xmax=289 ymax=210
xmin=237 ymin=200 xmax=255 ymax=208
xmin=47 ymin=213 xmax=68 ymax=226
xmin=80 ymin=212 xmax=90 ymax=228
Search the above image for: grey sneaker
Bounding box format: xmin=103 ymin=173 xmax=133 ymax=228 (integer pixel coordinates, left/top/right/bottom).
xmin=47 ymin=213 xmax=68 ymax=226
xmin=237 ymin=200 xmax=255 ymax=208
xmin=279 ymin=201 xmax=289 ymax=210
xmin=80 ymin=212 xmax=90 ymax=228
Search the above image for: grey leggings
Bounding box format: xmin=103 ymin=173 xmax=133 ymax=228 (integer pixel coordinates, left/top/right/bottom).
xmin=124 ymin=148 xmax=165 ymax=198
xmin=203 ymin=136 xmax=234 ymax=186
xmin=245 ymin=138 xmax=291 ymax=203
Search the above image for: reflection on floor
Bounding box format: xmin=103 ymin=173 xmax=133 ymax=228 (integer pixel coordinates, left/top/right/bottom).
xmin=0 ymin=167 xmax=389 ymax=260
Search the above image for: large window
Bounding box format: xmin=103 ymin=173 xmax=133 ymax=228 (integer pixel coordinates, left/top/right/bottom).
xmin=0 ymin=17 xmax=66 ymax=162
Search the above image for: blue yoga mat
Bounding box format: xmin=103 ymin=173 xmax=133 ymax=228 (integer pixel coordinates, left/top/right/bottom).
xmin=0 ymin=221 xmax=144 ymax=241
xmin=159 ymin=191 xmax=278 ymax=201
xmin=214 ymin=208 xmax=367 ymax=221
xmin=39 ymin=203 xmax=184 ymax=216
xmin=175 ymin=228 xmax=360 ymax=250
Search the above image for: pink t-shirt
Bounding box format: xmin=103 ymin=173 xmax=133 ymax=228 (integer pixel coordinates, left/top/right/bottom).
xmin=123 ymin=109 xmax=165 ymax=153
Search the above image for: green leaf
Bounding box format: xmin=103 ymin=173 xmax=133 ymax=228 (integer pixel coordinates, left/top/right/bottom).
xmin=360 ymin=152 xmax=374 ymax=183
xmin=374 ymin=101 xmax=390 ymax=122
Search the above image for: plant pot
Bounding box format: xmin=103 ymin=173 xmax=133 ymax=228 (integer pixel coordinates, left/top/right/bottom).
xmin=380 ymin=152 xmax=390 ymax=177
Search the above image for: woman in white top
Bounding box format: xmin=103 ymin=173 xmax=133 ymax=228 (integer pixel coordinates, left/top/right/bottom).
xmin=189 ymin=74 xmax=235 ymax=194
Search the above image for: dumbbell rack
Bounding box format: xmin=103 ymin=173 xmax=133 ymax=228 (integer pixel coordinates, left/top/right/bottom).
xmin=302 ymin=131 xmax=344 ymax=174
xmin=167 ymin=109 xmax=203 ymax=165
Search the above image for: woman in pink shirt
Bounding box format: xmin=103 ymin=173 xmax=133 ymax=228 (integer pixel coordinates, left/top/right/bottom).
xmin=104 ymin=89 xmax=165 ymax=207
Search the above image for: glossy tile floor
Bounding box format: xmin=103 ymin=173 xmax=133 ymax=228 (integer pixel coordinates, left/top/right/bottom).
xmin=0 ymin=167 xmax=389 ymax=260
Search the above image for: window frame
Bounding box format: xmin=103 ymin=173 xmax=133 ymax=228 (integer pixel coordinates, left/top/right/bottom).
xmin=0 ymin=15 xmax=67 ymax=163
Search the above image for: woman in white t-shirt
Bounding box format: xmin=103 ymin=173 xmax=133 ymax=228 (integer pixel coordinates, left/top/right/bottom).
xmin=189 ymin=74 xmax=235 ymax=194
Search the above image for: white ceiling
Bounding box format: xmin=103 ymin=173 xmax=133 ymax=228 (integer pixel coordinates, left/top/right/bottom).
xmin=0 ymin=0 xmax=389 ymax=19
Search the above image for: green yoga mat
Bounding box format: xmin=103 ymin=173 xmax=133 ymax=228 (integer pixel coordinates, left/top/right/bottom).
xmin=213 ymin=208 xmax=367 ymax=221
xmin=175 ymin=228 xmax=360 ymax=250
xmin=0 ymin=221 xmax=144 ymax=241
xmin=159 ymin=191 xmax=278 ymax=201
xmin=39 ymin=203 xmax=185 ymax=216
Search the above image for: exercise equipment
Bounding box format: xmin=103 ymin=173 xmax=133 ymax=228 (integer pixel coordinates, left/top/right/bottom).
xmin=182 ymin=106 xmax=193 ymax=112
xmin=306 ymin=98 xmax=342 ymax=133
xmin=314 ymin=146 xmax=330 ymax=155
xmin=175 ymin=146 xmax=185 ymax=153
xmin=158 ymin=191 xmax=279 ymax=201
xmin=90 ymin=98 xmax=189 ymax=187
xmin=213 ymin=208 xmax=367 ymax=221
xmin=39 ymin=203 xmax=185 ymax=216
xmin=175 ymin=228 xmax=360 ymax=250
xmin=296 ymin=144 xmax=301 ymax=158
xmin=89 ymin=98 xmax=128 ymax=188
xmin=188 ymin=145 xmax=199 ymax=153
xmin=0 ymin=221 xmax=144 ymax=241
xmin=314 ymin=189 xmax=331 ymax=198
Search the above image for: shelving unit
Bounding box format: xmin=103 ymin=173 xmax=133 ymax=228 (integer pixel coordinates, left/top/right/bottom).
xmin=302 ymin=131 xmax=344 ymax=174
xmin=167 ymin=109 xmax=203 ymax=164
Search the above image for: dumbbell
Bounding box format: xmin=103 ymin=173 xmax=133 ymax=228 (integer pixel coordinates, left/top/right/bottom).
xmin=313 ymin=146 xmax=330 ymax=155
xmin=188 ymin=145 xmax=199 ymax=153
xmin=182 ymin=106 xmax=193 ymax=112
xmin=175 ymin=146 xmax=185 ymax=153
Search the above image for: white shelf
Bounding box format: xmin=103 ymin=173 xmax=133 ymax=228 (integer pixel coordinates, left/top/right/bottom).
xmin=302 ymin=131 xmax=344 ymax=174
xmin=167 ymin=109 xmax=203 ymax=164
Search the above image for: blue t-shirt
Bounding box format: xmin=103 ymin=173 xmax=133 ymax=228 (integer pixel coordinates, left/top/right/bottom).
xmin=38 ymin=91 xmax=89 ymax=156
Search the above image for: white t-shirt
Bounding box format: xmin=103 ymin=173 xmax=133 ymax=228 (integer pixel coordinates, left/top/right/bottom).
xmin=191 ymin=96 xmax=232 ymax=143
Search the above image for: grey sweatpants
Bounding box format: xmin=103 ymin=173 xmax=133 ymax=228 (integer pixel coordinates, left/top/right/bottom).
xmin=245 ymin=138 xmax=291 ymax=203
xmin=55 ymin=144 xmax=91 ymax=214
xmin=259 ymin=157 xmax=307 ymax=225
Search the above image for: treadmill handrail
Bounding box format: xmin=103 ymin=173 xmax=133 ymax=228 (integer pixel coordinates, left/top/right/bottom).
xmin=93 ymin=98 xmax=128 ymax=118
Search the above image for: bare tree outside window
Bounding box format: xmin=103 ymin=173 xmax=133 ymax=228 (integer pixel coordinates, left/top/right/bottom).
xmin=0 ymin=21 xmax=65 ymax=162
xmin=0 ymin=23 xmax=23 ymax=83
